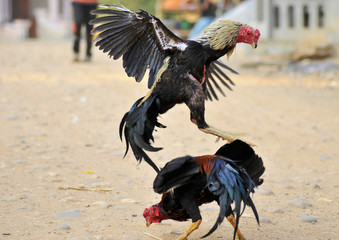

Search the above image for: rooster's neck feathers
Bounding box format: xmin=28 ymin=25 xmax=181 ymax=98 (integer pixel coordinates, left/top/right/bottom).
xmin=197 ymin=19 xmax=242 ymax=58
xmin=194 ymin=155 xmax=216 ymax=176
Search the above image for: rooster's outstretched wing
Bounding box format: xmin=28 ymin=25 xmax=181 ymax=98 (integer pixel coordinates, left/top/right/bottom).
xmin=90 ymin=5 xmax=188 ymax=88
xmin=204 ymin=60 xmax=238 ymax=101
xmin=153 ymin=156 xmax=200 ymax=194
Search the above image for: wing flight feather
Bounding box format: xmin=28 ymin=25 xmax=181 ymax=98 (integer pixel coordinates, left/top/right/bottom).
xmin=204 ymin=60 xmax=238 ymax=101
xmin=90 ymin=5 xmax=188 ymax=87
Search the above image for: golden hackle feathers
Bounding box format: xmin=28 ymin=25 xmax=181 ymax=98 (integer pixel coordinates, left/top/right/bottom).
xmin=198 ymin=19 xmax=242 ymax=52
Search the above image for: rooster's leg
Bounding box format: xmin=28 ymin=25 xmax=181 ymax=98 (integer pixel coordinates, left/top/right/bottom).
xmin=177 ymin=220 xmax=202 ymax=240
xmin=175 ymin=188 xmax=203 ymax=240
xmin=199 ymin=124 xmax=240 ymax=143
xmin=227 ymin=215 xmax=246 ymax=240
xmin=188 ymin=101 xmax=254 ymax=145
xmin=191 ymin=119 xmax=254 ymax=146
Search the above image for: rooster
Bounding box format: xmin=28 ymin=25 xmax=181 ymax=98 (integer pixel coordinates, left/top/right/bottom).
xmin=143 ymin=140 xmax=265 ymax=240
xmin=90 ymin=5 xmax=260 ymax=172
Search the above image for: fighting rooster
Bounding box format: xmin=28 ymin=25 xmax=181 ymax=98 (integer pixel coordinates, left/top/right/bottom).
xmin=144 ymin=140 xmax=265 ymax=240
xmin=90 ymin=5 xmax=260 ymax=172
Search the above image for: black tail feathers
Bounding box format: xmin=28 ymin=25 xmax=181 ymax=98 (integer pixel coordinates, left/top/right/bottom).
xmin=119 ymin=95 xmax=166 ymax=173
xmin=215 ymin=139 xmax=265 ymax=186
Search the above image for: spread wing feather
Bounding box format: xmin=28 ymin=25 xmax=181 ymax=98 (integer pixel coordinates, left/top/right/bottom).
xmin=204 ymin=60 xmax=238 ymax=101
xmin=153 ymin=156 xmax=201 ymax=194
xmin=202 ymin=157 xmax=258 ymax=239
xmin=90 ymin=5 xmax=188 ymax=88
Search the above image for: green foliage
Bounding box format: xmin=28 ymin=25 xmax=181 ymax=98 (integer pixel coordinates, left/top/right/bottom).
xmin=99 ymin=0 xmax=156 ymax=14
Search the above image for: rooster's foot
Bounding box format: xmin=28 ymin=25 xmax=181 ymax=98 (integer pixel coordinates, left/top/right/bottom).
xmin=177 ymin=220 xmax=202 ymax=240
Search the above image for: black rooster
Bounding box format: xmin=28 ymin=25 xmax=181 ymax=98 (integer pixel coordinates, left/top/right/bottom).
xmin=90 ymin=5 xmax=260 ymax=172
xmin=143 ymin=140 xmax=265 ymax=240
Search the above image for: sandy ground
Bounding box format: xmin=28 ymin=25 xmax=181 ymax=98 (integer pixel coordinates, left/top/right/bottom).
xmin=0 ymin=40 xmax=338 ymax=240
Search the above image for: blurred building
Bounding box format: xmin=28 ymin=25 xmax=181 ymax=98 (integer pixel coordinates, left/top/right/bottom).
xmin=0 ymin=0 xmax=72 ymax=40
xmin=1 ymin=0 xmax=338 ymax=43
xmin=220 ymin=0 xmax=339 ymax=43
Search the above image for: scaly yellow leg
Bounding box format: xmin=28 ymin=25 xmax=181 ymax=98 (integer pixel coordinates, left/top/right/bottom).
xmin=227 ymin=215 xmax=246 ymax=240
xmin=177 ymin=220 xmax=202 ymax=240
xmin=199 ymin=125 xmax=255 ymax=147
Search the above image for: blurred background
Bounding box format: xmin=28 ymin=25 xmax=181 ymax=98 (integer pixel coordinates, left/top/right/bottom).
xmin=1 ymin=1 xmax=339 ymax=239
xmin=1 ymin=0 xmax=339 ymax=42
xmin=1 ymin=0 xmax=339 ymax=68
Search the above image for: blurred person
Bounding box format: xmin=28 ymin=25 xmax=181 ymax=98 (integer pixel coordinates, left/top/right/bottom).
xmin=188 ymin=0 xmax=217 ymax=40
xmin=188 ymin=0 xmax=229 ymax=40
xmin=72 ymin=0 xmax=98 ymax=62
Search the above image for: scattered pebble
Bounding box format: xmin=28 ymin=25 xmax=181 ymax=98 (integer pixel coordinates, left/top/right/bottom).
xmin=2 ymin=196 xmax=17 ymax=201
xmin=299 ymin=215 xmax=317 ymax=223
xmin=20 ymin=197 xmax=31 ymax=201
xmin=47 ymin=172 xmax=58 ymax=177
xmin=200 ymin=206 xmax=216 ymax=212
xmin=59 ymin=147 xmax=68 ymax=153
xmin=288 ymin=198 xmax=312 ymax=208
xmin=309 ymin=184 xmax=320 ymax=189
xmin=259 ymin=216 xmax=271 ymax=223
xmin=263 ymin=206 xmax=284 ymax=213
xmin=131 ymin=213 xmax=138 ymax=217
xmin=318 ymin=198 xmax=332 ymax=203
xmin=124 ymin=179 xmax=132 ymax=184
xmin=318 ymin=154 xmax=331 ymax=159
xmin=241 ymin=212 xmax=252 ymax=218
xmin=13 ymin=159 xmax=25 ymax=164
xmin=170 ymin=230 xmax=182 ymax=235
xmin=55 ymin=211 xmax=82 ymax=218
xmin=59 ymin=224 xmax=71 ymax=230
xmin=115 ymin=205 xmax=127 ymax=210
xmin=2 ymin=232 xmax=11 ymax=235
xmin=69 ymin=235 xmax=91 ymax=240
xmin=102 ymin=203 xmax=113 ymax=209
xmin=72 ymin=116 xmax=81 ymax=123
xmin=82 ymin=179 xmax=101 ymax=185
xmin=7 ymin=115 xmax=20 ymax=120
xmin=89 ymin=201 xmax=106 ymax=206
xmin=33 ymin=150 xmax=46 ymax=154
xmin=61 ymin=197 xmax=79 ymax=203
xmin=121 ymin=198 xmax=138 ymax=204
xmin=88 ymin=201 xmax=112 ymax=209
xmin=256 ymin=189 xmax=274 ymax=195
xmin=297 ymin=180 xmax=309 ymax=185
xmin=280 ymin=184 xmax=293 ymax=189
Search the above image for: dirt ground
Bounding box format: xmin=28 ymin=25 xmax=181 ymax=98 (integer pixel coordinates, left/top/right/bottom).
xmin=0 ymin=40 xmax=338 ymax=240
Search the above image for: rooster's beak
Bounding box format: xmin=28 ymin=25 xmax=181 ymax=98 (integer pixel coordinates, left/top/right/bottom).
xmin=146 ymin=221 xmax=151 ymax=227
xmin=251 ymin=42 xmax=258 ymax=49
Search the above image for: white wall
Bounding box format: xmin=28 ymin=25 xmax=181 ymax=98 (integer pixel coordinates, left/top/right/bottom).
xmin=220 ymin=0 xmax=339 ymax=43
